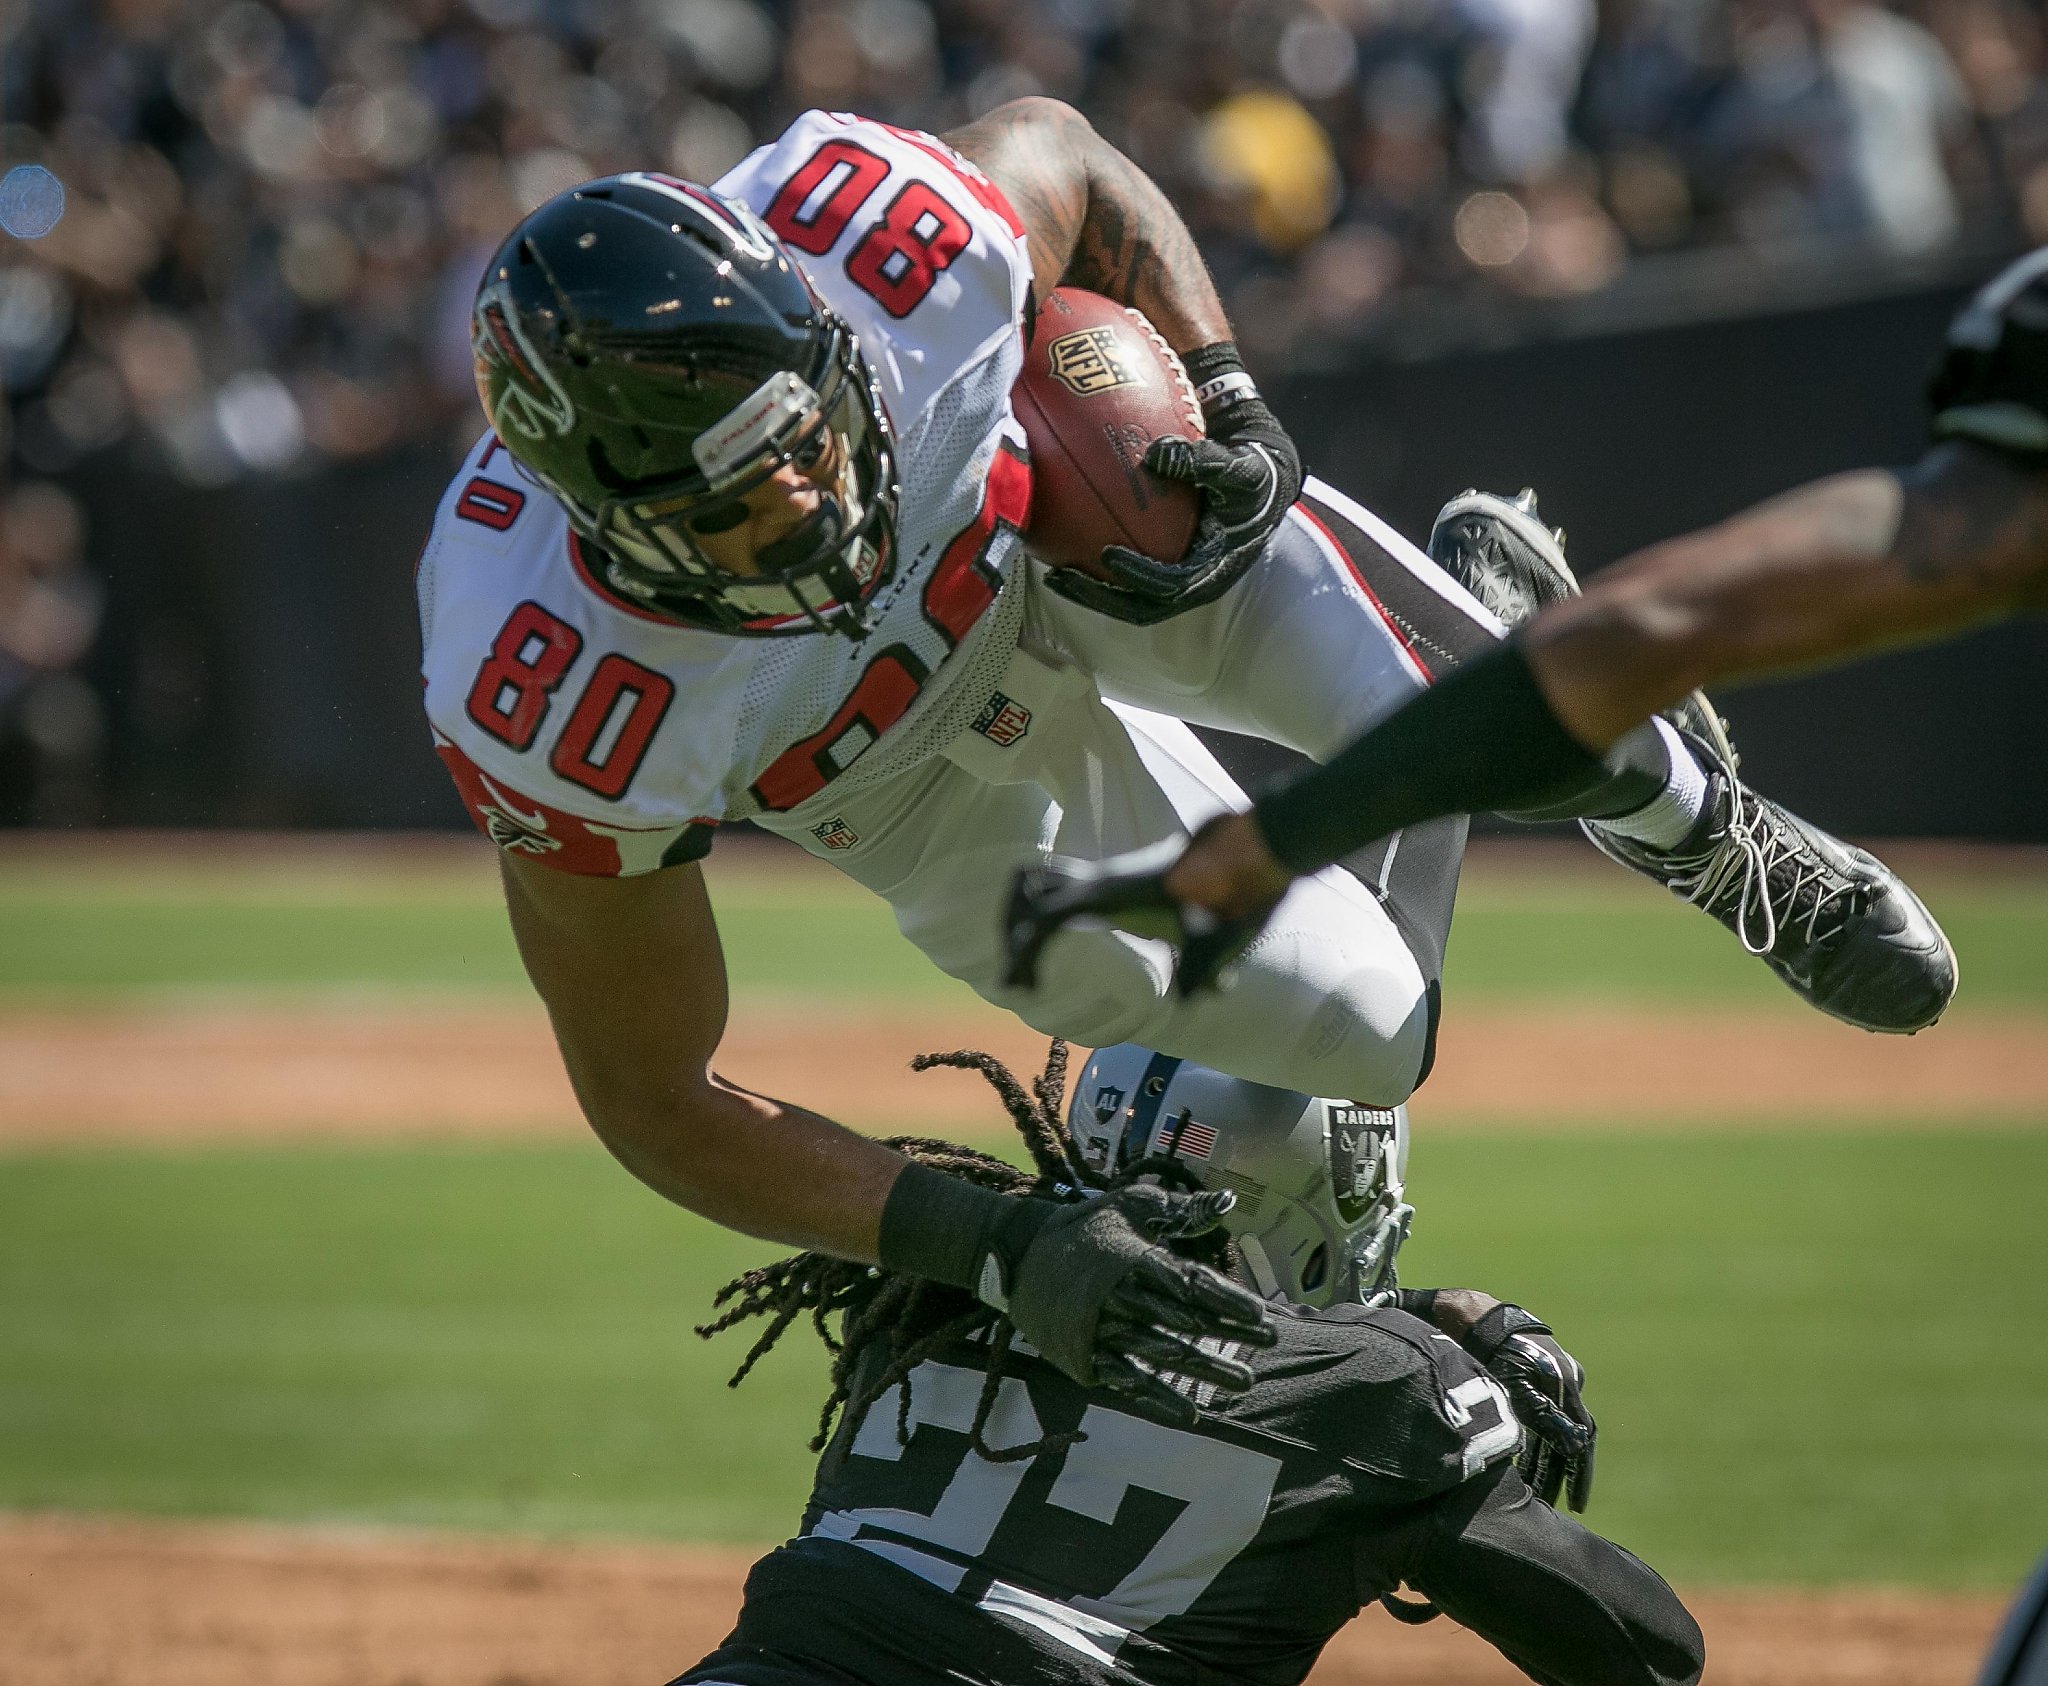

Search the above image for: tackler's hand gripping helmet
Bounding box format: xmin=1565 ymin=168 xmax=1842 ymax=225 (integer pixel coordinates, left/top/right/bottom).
xmin=472 ymin=172 xmax=898 ymax=639
xmin=1068 ymin=1046 xmax=1414 ymax=1309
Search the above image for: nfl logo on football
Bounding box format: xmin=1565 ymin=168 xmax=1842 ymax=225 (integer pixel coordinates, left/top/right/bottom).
xmin=810 ymin=816 xmax=860 ymax=852
xmin=1046 ymin=326 xmax=1141 ymax=396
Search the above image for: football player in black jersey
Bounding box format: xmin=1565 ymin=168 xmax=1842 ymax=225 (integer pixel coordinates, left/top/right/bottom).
xmin=1004 ymin=250 xmax=2048 ymax=990
xmin=674 ymin=1045 xmax=1702 ymax=1686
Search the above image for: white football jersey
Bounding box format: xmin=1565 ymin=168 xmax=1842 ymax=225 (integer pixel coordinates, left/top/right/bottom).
xmin=418 ymin=112 xmax=1034 ymax=875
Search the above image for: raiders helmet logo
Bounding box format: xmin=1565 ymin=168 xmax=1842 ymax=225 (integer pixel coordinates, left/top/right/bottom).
xmin=1327 ymin=1103 xmax=1394 ymax=1224
xmin=1045 ymin=326 xmax=1146 ymax=397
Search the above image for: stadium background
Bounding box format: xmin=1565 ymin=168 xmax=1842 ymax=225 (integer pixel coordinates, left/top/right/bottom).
xmin=2 ymin=2 xmax=2046 ymax=1683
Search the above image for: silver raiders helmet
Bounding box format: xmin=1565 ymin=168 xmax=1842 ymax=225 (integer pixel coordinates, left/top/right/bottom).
xmin=1067 ymin=1045 xmax=1414 ymax=1309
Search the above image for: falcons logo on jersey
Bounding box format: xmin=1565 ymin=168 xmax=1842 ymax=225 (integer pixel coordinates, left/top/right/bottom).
xmin=471 ymin=769 xmax=564 ymax=855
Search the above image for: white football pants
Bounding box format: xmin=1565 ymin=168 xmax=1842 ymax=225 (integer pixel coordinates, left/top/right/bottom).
xmin=757 ymin=477 xmax=1504 ymax=1106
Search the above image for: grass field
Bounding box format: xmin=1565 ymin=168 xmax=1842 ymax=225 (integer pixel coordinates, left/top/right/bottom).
xmin=3 ymin=842 xmax=2047 ymax=1006
xmin=3 ymin=841 xmax=2044 ymax=1593
xmin=4 ymin=1130 xmax=2046 ymax=1586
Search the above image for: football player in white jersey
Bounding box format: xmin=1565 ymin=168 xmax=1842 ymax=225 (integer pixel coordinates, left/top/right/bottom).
xmin=416 ymin=98 xmax=1953 ymax=1417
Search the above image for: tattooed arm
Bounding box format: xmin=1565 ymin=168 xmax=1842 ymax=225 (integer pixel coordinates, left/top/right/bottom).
xmin=1522 ymin=440 xmax=2048 ymax=747
xmin=949 ymin=98 xmax=1304 ymax=622
xmin=946 ymin=97 xmax=1229 ymax=354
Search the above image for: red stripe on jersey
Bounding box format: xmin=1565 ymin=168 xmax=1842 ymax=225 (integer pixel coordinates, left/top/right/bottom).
xmin=867 ymin=119 xmax=1028 ymax=242
xmin=1293 ymin=503 xmax=1433 ymax=684
xmin=922 ymin=443 xmax=1031 ymax=644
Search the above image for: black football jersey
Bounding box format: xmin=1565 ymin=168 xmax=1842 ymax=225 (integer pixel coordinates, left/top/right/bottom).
xmin=679 ymin=1303 xmax=1521 ymax=1686
xmin=1930 ymin=249 xmax=2048 ymax=456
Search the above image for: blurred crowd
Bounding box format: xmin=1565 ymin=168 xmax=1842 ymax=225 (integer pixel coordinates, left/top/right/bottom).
xmin=2 ymin=0 xmax=2047 ymax=816
xmin=4 ymin=0 xmax=2046 ymax=480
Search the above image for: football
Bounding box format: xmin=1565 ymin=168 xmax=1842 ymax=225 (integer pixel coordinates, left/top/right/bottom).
xmin=1012 ymin=288 xmax=1205 ymax=578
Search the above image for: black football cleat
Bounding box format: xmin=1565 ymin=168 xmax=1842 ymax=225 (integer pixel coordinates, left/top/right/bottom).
xmin=1581 ymin=727 xmax=1958 ymax=1033
xmin=1427 ymin=487 xmax=1958 ymax=1034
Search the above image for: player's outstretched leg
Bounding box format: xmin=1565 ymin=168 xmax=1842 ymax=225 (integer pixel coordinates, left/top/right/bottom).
xmin=1428 ymin=490 xmax=1959 ymax=1035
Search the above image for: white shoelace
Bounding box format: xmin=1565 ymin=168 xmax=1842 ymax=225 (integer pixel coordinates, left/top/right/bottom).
xmin=1669 ymin=778 xmax=1857 ymax=959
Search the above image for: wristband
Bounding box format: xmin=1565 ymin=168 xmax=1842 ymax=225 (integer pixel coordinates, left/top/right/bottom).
xmin=1253 ymin=640 xmax=1607 ymax=877
xmin=1195 ymin=371 xmax=1258 ymax=412
xmin=1462 ymin=1302 xmax=1550 ymax=1363
xmin=1180 ymin=341 xmax=1261 ymax=416
xmin=877 ymin=1160 xmax=1055 ymax=1306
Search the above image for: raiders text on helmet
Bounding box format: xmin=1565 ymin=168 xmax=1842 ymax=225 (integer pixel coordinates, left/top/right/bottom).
xmin=472 ymin=172 xmax=898 ymax=639
xmin=1068 ymin=1046 xmax=1414 ymax=1309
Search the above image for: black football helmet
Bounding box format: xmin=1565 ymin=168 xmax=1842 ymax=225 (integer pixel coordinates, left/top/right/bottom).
xmin=472 ymin=172 xmax=897 ymax=639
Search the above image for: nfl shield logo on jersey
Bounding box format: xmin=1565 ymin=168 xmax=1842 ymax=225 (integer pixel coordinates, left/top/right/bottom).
xmin=810 ymin=816 xmax=861 ymax=851
xmin=973 ymin=690 xmax=1032 ymax=747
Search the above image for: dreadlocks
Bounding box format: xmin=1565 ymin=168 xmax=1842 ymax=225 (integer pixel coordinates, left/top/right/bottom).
xmin=695 ymin=1039 xmax=1228 ymax=1464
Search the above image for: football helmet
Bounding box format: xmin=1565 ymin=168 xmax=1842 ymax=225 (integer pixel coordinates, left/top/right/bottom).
xmin=1067 ymin=1045 xmax=1413 ymax=1309
xmin=472 ymin=172 xmax=897 ymax=639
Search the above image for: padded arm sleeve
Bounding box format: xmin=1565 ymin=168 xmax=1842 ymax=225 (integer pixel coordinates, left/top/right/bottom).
xmin=1386 ymin=1465 xmax=1704 ymax=1686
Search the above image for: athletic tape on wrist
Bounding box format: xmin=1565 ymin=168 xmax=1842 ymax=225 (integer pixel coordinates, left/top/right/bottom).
xmin=1194 ymin=371 xmax=1259 ymax=413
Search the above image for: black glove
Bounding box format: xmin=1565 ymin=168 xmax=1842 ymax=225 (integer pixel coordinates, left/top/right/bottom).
xmin=879 ymin=1163 xmax=1275 ymax=1427
xmin=1002 ymin=840 xmax=1265 ymax=997
xmin=1044 ymin=342 xmax=1305 ymax=626
xmin=1461 ymin=1303 xmax=1597 ymax=1512
xmin=1005 ymin=1183 xmax=1275 ymax=1424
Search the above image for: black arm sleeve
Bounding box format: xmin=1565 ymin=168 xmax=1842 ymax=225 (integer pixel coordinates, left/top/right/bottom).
xmin=1377 ymin=1465 xmax=1704 ymax=1686
xmin=1252 ymin=641 xmax=1609 ymax=877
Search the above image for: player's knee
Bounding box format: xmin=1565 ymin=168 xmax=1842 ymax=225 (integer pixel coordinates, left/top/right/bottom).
xmin=1146 ymin=947 xmax=1432 ymax=1105
xmin=1278 ymin=967 xmax=1431 ymax=1104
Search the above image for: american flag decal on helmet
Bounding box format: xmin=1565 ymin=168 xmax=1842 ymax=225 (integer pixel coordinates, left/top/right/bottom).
xmin=1152 ymin=1115 xmax=1219 ymax=1159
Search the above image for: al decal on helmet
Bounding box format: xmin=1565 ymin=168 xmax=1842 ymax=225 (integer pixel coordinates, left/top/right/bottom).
xmin=472 ymin=172 xmax=898 ymax=639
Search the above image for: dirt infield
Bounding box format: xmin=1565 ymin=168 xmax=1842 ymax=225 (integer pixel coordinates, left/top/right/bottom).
xmin=0 ymin=1512 xmax=2006 ymax=1686
xmin=2 ymin=995 xmax=2043 ymax=1145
